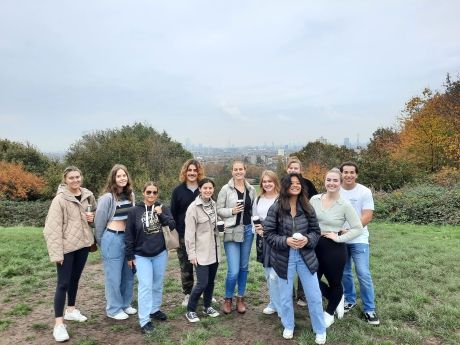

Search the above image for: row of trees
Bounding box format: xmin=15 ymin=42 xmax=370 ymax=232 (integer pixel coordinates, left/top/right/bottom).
xmin=296 ymin=74 xmax=459 ymax=191
xmin=1 ymin=75 xmax=458 ymax=201
xmin=0 ymin=123 xmax=192 ymax=201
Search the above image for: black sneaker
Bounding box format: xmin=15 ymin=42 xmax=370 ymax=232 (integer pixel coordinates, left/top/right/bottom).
xmin=150 ymin=310 xmax=167 ymax=321
xmin=344 ymin=302 xmax=356 ymax=313
xmin=364 ymin=312 xmax=380 ymax=325
xmin=141 ymin=321 xmax=155 ymax=334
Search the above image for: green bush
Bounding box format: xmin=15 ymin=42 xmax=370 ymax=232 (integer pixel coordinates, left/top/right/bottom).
xmin=374 ymin=183 xmax=460 ymax=225
xmin=0 ymin=200 xmax=51 ymax=227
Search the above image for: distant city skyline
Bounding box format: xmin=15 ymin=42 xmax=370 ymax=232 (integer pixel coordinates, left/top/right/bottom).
xmin=1 ymin=1 xmax=459 ymax=152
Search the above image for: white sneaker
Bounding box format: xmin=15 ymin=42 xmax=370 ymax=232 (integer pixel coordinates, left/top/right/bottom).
xmin=324 ymin=311 xmax=334 ymax=328
xmin=53 ymin=324 xmax=69 ymax=342
xmin=108 ymin=311 xmax=129 ymax=320
xmin=336 ymin=295 xmax=344 ymax=319
xmin=181 ymin=294 xmax=190 ymax=307
xmin=263 ymin=306 xmax=276 ymax=315
xmin=199 ymin=295 xmax=217 ymax=303
xmin=124 ymin=306 xmax=137 ymax=315
xmin=315 ymin=332 xmax=327 ymax=344
xmin=296 ymin=299 xmax=307 ymax=307
xmin=283 ymin=329 xmax=294 ymax=339
xmin=64 ymin=308 xmax=87 ymax=322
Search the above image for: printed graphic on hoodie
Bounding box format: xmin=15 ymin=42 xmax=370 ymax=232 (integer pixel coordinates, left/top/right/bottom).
xmin=142 ymin=208 xmax=162 ymax=234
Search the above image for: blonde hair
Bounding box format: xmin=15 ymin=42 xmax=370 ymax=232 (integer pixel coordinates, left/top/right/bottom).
xmin=259 ymin=170 xmax=280 ymax=195
xmin=326 ymin=167 xmax=343 ymax=182
xmin=62 ymin=166 xmax=82 ymax=183
xmin=287 ymin=156 xmax=302 ymax=170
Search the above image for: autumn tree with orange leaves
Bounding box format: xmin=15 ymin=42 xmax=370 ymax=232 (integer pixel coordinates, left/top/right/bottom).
xmin=0 ymin=161 xmax=46 ymax=200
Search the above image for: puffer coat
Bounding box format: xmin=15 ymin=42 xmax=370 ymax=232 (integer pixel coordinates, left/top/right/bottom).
xmin=263 ymin=200 xmax=321 ymax=280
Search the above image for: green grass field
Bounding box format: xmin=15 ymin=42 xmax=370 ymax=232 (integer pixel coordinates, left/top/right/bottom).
xmin=0 ymin=223 xmax=459 ymax=344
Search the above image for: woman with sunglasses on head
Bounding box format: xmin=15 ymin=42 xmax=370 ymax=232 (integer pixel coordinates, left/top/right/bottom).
xmin=184 ymin=178 xmax=222 ymax=322
xmin=125 ymin=182 xmax=176 ymax=334
xmin=94 ymin=164 xmax=136 ymax=321
xmin=310 ymin=168 xmax=363 ymax=328
xmin=44 ymin=166 xmax=96 ymax=342
xmin=264 ymin=173 xmax=326 ymax=344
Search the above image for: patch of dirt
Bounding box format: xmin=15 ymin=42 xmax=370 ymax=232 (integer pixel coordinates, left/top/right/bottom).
xmin=0 ymin=259 xmax=322 ymax=345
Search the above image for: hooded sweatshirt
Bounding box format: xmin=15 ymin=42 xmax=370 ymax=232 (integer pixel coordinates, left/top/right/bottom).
xmin=43 ymin=184 xmax=97 ymax=262
xmin=125 ymin=200 xmax=176 ymax=260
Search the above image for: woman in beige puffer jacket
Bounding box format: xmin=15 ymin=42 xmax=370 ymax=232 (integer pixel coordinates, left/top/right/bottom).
xmin=43 ymin=166 xmax=96 ymax=343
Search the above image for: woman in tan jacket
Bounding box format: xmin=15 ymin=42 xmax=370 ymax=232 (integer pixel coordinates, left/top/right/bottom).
xmin=43 ymin=166 xmax=96 ymax=342
xmin=184 ymin=178 xmax=222 ymax=322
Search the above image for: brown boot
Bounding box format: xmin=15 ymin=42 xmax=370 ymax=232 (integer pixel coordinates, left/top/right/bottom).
xmin=222 ymin=298 xmax=233 ymax=314
xmin=236 ymin=296 xmax=246 ymax=314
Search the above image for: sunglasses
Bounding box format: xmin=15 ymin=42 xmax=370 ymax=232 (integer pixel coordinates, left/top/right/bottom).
xmin=145 ymin=190 xmax=158 ymax=195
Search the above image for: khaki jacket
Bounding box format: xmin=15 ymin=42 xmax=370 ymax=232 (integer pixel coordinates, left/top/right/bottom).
xmin=185 ymin=196 xmax=221 ymax=266
xmin=44 ymin=184 xmax=96 ymax=262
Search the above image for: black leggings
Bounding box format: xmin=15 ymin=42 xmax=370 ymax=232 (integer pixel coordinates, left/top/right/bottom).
xmin=315 ymin=237 xmax=347 ymax=315
xmin=54 ymin=247 xmax=89 ymax=317
xmin=187 ymin=262 xmax=219 ymax=312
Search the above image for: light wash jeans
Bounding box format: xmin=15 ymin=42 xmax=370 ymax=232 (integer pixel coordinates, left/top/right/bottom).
xmin=135 ymin=250 xmax=168 ymax=327
xmin=101 ymin=230 xmax=134 ymax=317
xmin=342 ymin=243 xmax=376 ymax=312
xmin=277 ymin=249 xmax=326 ymax=334
xmin=223 ymin=224 xmax=254 ymax=298
xmin=264 ymin=267 xmax=281 ymax=314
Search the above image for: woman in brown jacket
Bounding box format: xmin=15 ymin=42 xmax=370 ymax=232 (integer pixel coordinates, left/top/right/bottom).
xmin=43 ymin=166 xmax=96 ymax=342
xmin=184 ymin=178 xmax=222 ymax=322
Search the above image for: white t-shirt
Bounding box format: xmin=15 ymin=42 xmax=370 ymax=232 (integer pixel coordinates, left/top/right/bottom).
xmin=339 ymin=183 xmax=374 ymax=244
xmin=254 ymin=195 xmax=278 ymax=221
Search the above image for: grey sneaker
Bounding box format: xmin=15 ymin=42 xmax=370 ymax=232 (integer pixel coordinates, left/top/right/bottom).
xmin=344 ymin=302 xmax=356 ymax=313
xmin=185 ymin=311 xmax=200 ymax=323
xmin=364 ymin=311 xmax=380 ymax=325
xmin=203 ymin=306 xmax=219 ymax=317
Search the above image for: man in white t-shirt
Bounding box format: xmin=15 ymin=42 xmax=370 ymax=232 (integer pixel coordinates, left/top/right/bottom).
xmin=339 ymin=162 xmax=380 ymax=325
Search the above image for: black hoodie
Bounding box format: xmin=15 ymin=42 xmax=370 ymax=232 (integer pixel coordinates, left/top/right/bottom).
xmin=125 ymin=201 xmax=176 ymax=260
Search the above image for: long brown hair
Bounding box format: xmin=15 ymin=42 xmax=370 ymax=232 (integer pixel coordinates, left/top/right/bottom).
xmin=102 ymin=164 xmax=133 ymax=201
xmin=278 ymin=173 xmax=314 ymax=217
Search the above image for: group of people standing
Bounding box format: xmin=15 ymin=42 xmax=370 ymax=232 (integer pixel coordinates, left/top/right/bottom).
xmin=43 ymin=157 xmax=380 ymax=344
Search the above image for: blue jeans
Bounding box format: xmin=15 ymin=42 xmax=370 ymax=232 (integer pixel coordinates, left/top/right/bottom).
xmin=278 ymin=249 xmax=325 ymax=334
xmin=223 ymin=224 xmax=254 ymax=298
xmin=264 ymin=267 xmax=281 ymax=314
xmin=101 ymin=230 xmax=134 ymax=316
xmin=135 ymin=250 xmax=168 ymax=327
xmin=342 ymin=243 xmax=376 ymax=312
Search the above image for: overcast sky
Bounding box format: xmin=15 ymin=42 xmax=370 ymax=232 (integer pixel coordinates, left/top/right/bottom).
xmin=0 ymin=0 xmax=459 ymax=152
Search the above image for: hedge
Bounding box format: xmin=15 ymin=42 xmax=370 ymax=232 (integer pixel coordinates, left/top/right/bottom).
xmin=0 ymin=200 xmax=51 ymax=227
xmin=1 ymin=183 xmax=459 ymax=227
xmin=374 ymin=183 xmax=460 ymax=225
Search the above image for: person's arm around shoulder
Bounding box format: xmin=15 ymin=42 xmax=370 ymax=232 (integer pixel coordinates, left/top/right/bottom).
xmin=94 ymin=193 xmax=111 ymax=245
xmin=336 ymin=201 xmax=364 ymax=243
xmin=157 ymin=205 xmax=176 ymax=230
xmin=43 ymin=196 xmax=65 ymax=263
xmin=303 ymin=210 xmax=321 ymax=249
xmin=125 ymin=207 xmax=137 ymax=268
xmin=184 ymin=204 xmax=198 ymax=266
xmin=264 ymin=203 xmax=289 ymax=250
xmin=216 ymin=185 xmax=233 ymax=218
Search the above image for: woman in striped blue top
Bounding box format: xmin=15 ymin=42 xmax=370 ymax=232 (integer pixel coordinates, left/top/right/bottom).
xmin=95 ymin=164 xmax=137 ymax=320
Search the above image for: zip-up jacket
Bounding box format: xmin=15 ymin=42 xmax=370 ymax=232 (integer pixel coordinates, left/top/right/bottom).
xmin=264 ymin=200 xmax=321 ymax=279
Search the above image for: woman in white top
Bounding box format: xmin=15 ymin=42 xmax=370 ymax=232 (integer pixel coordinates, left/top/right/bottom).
xmin=310 ymin=168 xmax=363 ymax=328
xmin=253 ymin=170 xmax=280 ymax=315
